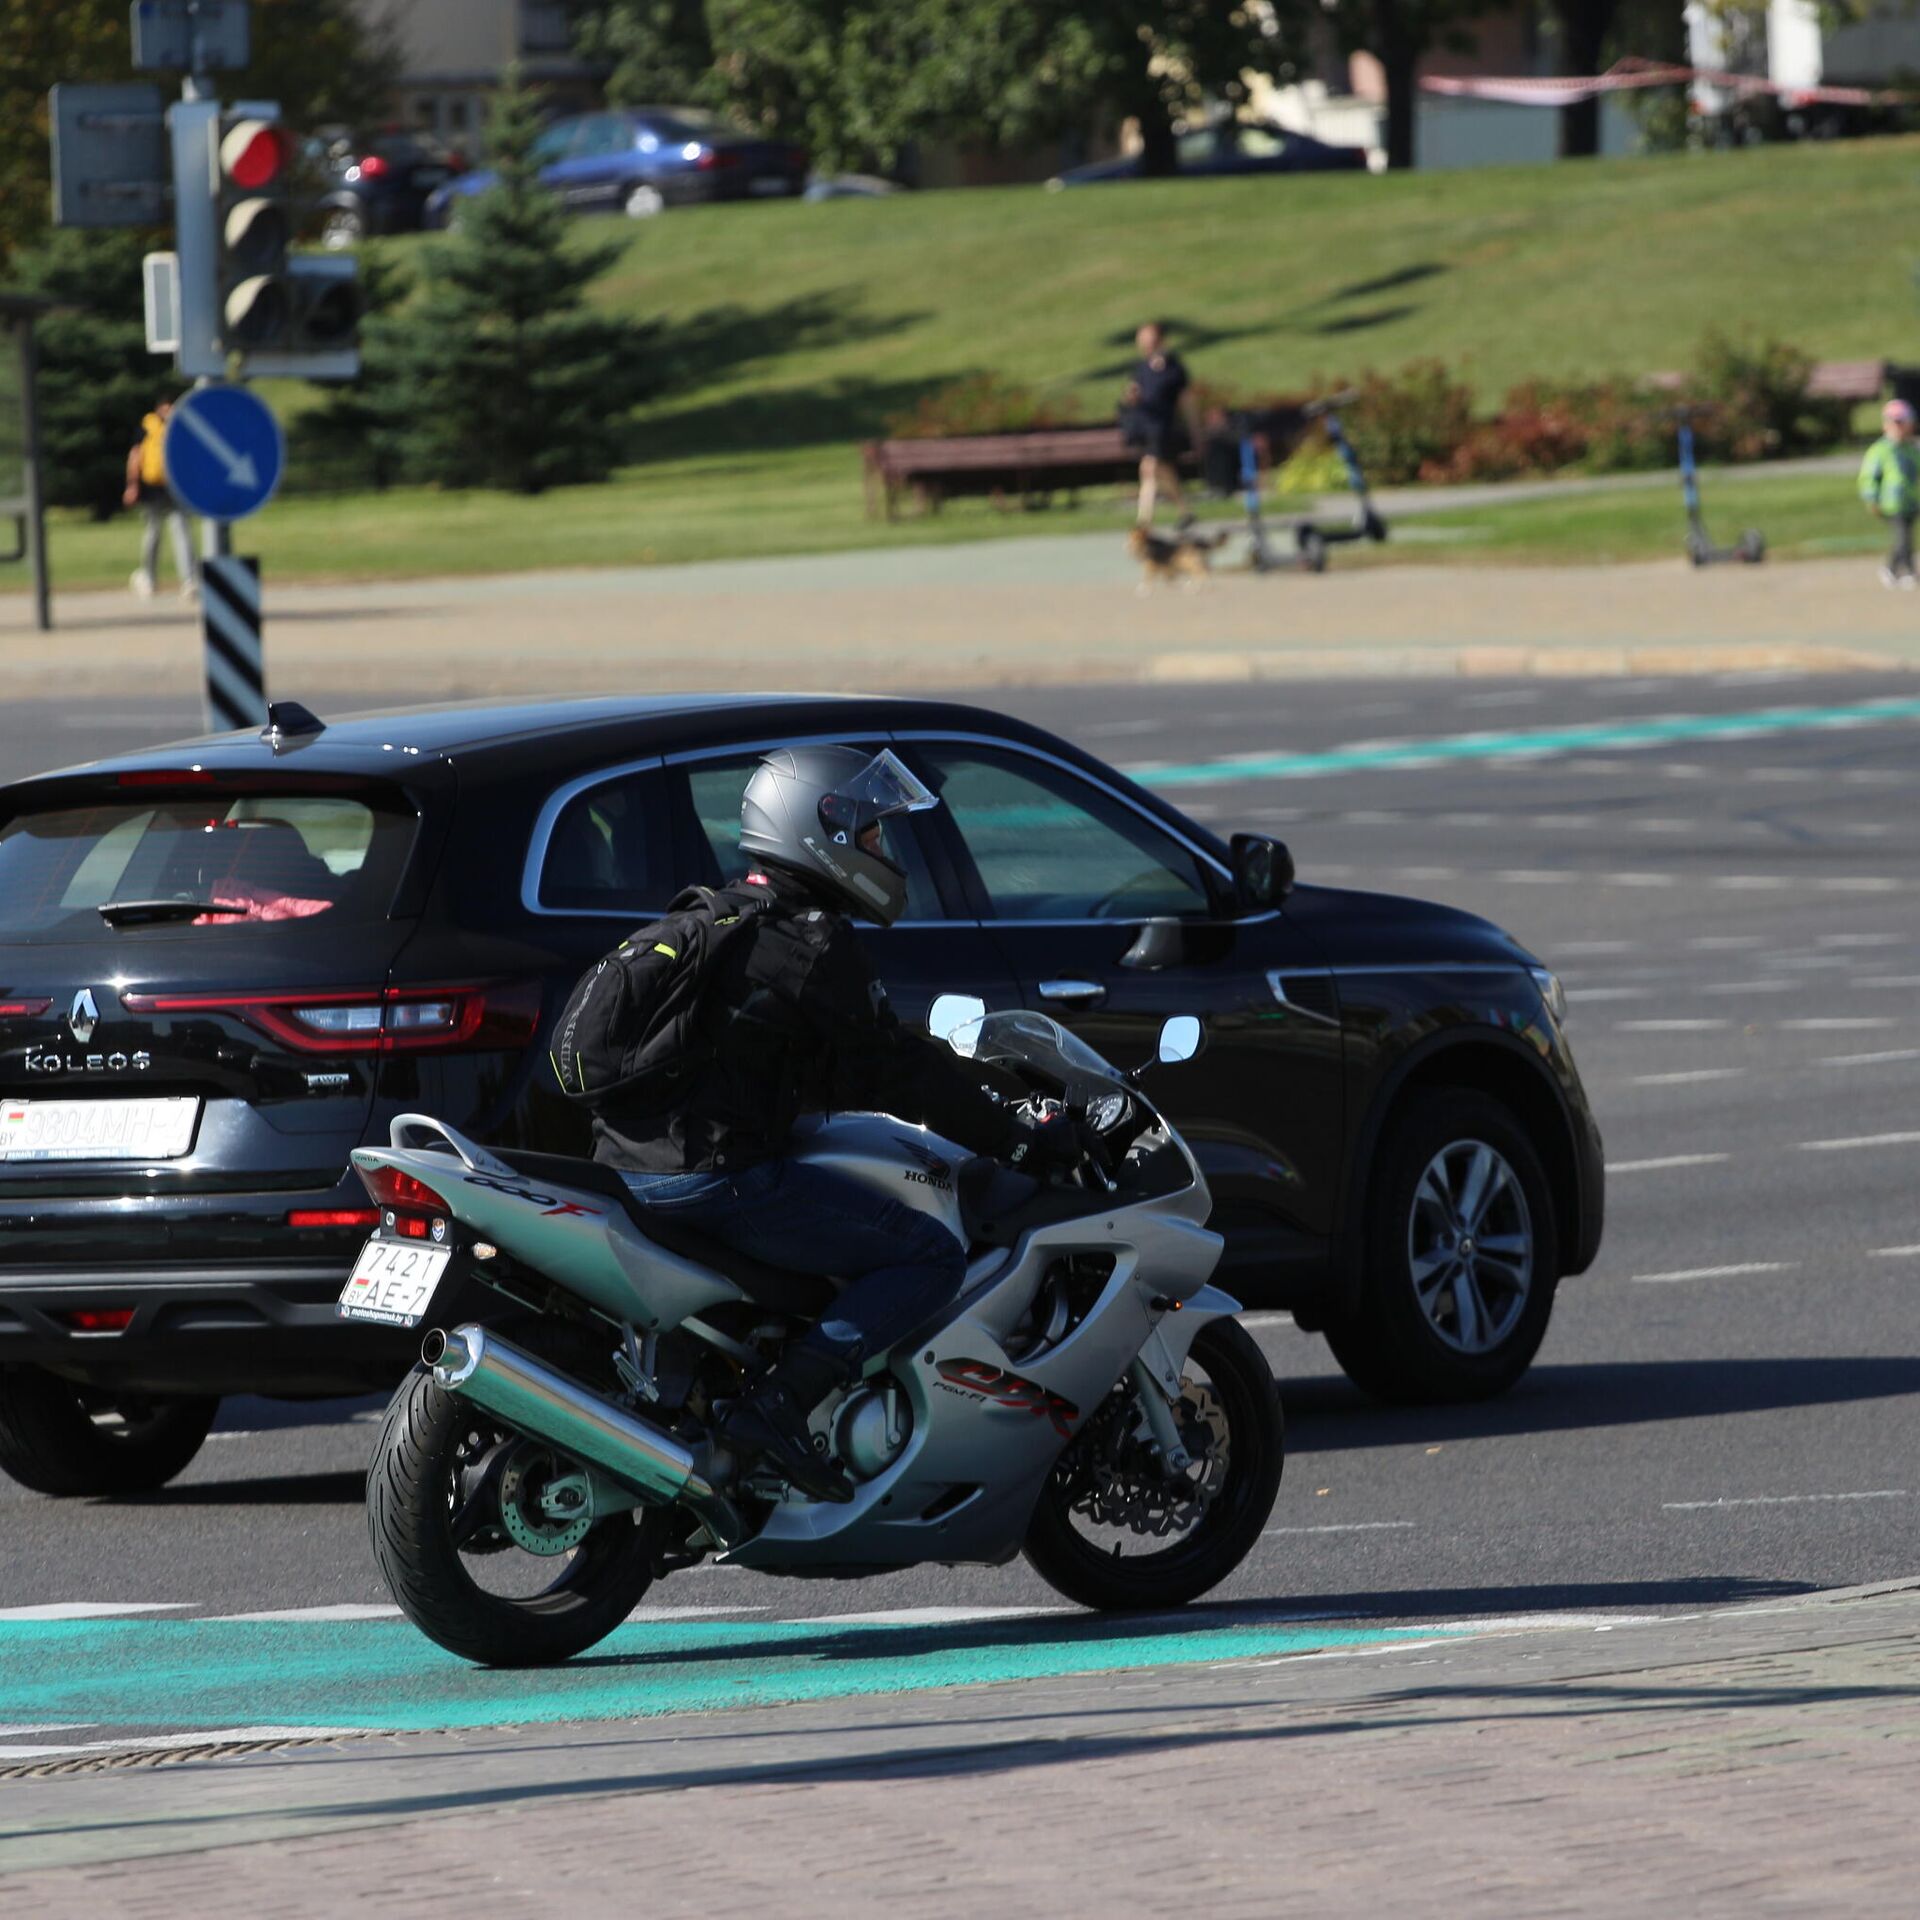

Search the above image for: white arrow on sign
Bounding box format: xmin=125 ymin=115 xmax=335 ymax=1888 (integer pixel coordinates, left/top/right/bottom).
xmin=177 ymin=403 xmax=259 ymax=491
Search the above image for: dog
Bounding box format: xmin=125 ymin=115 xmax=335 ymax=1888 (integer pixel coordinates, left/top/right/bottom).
xmin=1127 ymin=523 xmax=1229 ymax=591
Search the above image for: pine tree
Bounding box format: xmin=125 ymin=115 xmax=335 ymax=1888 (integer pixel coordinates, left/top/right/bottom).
xmin=385 ymin=73 xmax=646 ymax=494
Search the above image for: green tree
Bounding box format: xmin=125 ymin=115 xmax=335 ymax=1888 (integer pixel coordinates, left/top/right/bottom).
xmin=575 ymin=0 xmax=1306 ymax=175
xmin=1 ymin=0 xmax=396 ymax=265
xmin=378 ymin=72 xmax=648 ymax=493
xmin=9 ymin=230 xmax=168 ymax=517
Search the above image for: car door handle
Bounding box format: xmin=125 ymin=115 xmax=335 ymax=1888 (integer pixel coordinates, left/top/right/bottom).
xmin=1039 ymin=978 xmax=1106 ymax=1007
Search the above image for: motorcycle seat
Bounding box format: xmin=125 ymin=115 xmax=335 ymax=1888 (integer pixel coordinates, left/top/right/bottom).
xmin=492 ymin=1149 xmax=840 ymax=1319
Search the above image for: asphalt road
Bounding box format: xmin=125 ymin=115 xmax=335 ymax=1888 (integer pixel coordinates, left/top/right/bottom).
xmin=4 ymin=670 xmax=1918 ymax=1636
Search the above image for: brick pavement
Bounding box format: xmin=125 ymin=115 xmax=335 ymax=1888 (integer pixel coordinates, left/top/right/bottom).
xmin=0 ymin=551 xmax=1913 ymax=704
xmin=2 ymin=1585 xmax=1916 ymax=1917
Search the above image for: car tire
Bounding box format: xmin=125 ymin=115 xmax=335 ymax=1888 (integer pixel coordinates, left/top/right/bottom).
xmin=624 ymin=184 xmax=665 ymax=218
xmin=1324 ymin=1091 xmax=1558 ymax=1405
xmin=0 ymin=1368 xmax=219 ymax=1496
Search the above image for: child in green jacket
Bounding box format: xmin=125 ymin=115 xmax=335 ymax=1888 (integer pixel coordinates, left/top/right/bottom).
xmin=1860 ymin=398 xmax=1920 ymax=587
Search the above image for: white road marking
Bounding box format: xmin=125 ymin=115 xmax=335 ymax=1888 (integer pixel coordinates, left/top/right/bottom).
xmin=1821 ymin=878 xmax=1903 ymax=893
xmin=1616 ymin=1019 xmax=1731 ymax=1031
xmin=1820 ymin=1049 xmax=1920 ymax=1067
xmin=1607 ymin=1153 xmax=1730 ymax=1173
xmin=0 ymin=1602 xmax=193 ymax=1621
xmin=208 ymin=1604 xmax=403 ymax=1622
xmin=1689 ymin=935 xmax=1768 ymax=950
xmin=1710 ymin=876 xmax=1789 ymax=891
xmin=1559 ymin=940 xmax=1638 ymax=955
xmin=1396 ymin=866 xmax=1462 ymax=881
xmin=1569 ymin=987 xmax=1653 ymax=1003
xmin=822 ymin=1606 xmax=1067 ymax=1627
xmin=1704 ymin=979 xmax=1796 ymax=993
xmin=1461 ymin=690 xmax=1542 ymax=707
xmin=1631 ymin=1262 xmax=1794 ymax=1283
xmin=1603 ymin=872 xmax=1676 ymax=887
xmin=1079 ymin=718 xmax=1165 ymax=737
xmin=0 ymin=1724 xmax=95 ymax=1736
xmin=1854 ymin=976 xmax=1920 ymax=990
xmin=1782 ymin=1017 xmax=1890 ymax=1030
xmin=1664 ymin=1491 xmax=1908 ymax=1511
xmin=1264 ymin=1522 xmax=1417 ymax=1536
xmin=1818 ymin=933 xmax=1903 ymax=948
xmin=1633 ymin=819 xmax=1695 ymax=833
xmin=1495 ymin=870 xmax=1571 ymax=884
xmin=1799 ymin=1131 xmax=1920 ymax=1152
xmin=1745 ymin=767 xmax=1821 ymax=783
xmin=1871 ymin=1246 xmax=1920 ymax=1258
xmin=1630 ymin=1068 xmax=1745 ymax=1086
xmin=0 ymin=1726 xmax=353 ymax=1761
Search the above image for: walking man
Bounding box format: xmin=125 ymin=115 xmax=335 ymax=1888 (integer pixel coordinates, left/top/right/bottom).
xmin=123 ymin=397 xmax=197 ymax=601
xmin=1119 ymin=322 xmax=1200 ymax=528
xmin=1859 ymin=398 xmax=1919 ymax=589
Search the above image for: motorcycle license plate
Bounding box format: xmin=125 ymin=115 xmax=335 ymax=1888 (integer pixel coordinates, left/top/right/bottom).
xmin=337 ymin=1238 xmax=451 ymax=1328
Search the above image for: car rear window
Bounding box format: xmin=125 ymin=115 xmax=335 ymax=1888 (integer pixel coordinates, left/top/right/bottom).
xmin=0 ymin=791 xmax=417 ymax=941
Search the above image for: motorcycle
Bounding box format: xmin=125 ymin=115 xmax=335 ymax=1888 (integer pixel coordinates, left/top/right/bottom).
xmin=345 ymin=998 xmax=1285 ymax=1666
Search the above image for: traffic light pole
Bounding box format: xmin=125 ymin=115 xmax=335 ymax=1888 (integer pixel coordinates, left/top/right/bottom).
xmin=177 ymin=70 xmax=233 ymax=569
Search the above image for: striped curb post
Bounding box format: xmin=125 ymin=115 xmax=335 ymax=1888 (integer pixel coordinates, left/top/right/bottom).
xmin=201 ymin=553 xmax=265 ymax=734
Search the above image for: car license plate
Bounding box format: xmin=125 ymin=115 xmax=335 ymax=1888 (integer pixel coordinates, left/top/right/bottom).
xmin=338 ymin=1239 xmax=451 ymax=1328
xmin=749 ymin=176 xmax=789 ymax=196
xmin=0 ymin=1096 xmax=199 ymax=1163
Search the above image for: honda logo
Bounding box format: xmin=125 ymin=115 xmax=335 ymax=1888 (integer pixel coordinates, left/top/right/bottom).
xmin=68 ymin=988 xmax=100 ymax=1046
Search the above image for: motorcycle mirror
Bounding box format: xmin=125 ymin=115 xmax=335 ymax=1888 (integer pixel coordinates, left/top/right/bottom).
xmin=1157 ymin=1014 xmax=1203 ymax=1065
xmin=928 ymin=993 xmax=987 ymax=1053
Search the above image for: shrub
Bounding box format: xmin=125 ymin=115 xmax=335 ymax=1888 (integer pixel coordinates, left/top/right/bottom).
xmin=886 ymin=373 xmax=1082 ymax=438
xmin=1339 ymin=362 xmax=1477 ymax=486
xmin=1691 ymin=330 xmax=1851 ymax=458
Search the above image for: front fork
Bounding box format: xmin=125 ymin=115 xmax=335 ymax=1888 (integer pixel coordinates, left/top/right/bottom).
xmin=1128 ymin=1346 xmax=1194 ymax=1476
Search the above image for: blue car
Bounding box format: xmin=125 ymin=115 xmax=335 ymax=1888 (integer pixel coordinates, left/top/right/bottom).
xmin=426 ymin=106 xmax=808 ymax=225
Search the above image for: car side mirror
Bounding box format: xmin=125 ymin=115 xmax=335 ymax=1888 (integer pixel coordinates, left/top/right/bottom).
xmin=1157 ymin=1014 xmax=1203 ymax=1064
xmin=928 ymin=993 xmax=986 ymax=1053
xmin=1231 ymin=833 xmax=1293 ymax=912
xmin=1120 ymin=918 xmax=1185 ymax=971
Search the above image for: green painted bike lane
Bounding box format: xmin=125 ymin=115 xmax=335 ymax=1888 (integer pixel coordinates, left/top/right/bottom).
xmin=0 ymin=1612 xmax=1453 ymax=1735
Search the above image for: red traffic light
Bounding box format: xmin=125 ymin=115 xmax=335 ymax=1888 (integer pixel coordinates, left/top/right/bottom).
xmin=220 ymin=119 xmax=291 ymax=191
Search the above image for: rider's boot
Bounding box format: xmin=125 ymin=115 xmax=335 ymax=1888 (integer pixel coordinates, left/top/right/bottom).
xmin=717 ymin=1338 xmax=857 ymax=1504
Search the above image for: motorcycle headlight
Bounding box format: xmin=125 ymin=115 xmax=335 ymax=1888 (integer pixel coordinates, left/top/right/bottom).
xmin=1529 ymin=966 xmax=1568 ymax=1026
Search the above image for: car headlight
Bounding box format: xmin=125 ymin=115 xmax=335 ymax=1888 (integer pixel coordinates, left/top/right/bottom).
xmin=1529 ymin=966 xmax=1567 ymax=1025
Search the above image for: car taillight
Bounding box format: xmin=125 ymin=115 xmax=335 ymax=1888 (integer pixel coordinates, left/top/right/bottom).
xmin=287 ymin=1208 xmax=381 ymax=1230
xmin=357 ymin=1166 xmax=449 ymax=1214
xmin=0 ymin=1000 xmax=50 ymax=1018
xmin=357 ymin=153 xmax=391 ymax=178
xmin=63 ymin=1308 xmax=135 ymax=1333
xmin=118 ymin=981 xmax=542 ymax=1055
xmin=117 ymin=769 xmax=215 ymax=788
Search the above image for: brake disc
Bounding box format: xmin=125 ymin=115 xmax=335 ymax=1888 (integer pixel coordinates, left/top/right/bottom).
xmin=498 ymin=1443 xmax=594 ymax=1557
xmin=1064 ymin=1374 xmax=1230 ymax=1541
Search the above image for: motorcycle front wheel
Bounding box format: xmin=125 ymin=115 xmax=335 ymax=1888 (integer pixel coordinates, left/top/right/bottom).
xmin=367 ymin=1365 xmax=657 ymax=1667
xmin=1023 ymin=1317 xmax=1283 ymax=1611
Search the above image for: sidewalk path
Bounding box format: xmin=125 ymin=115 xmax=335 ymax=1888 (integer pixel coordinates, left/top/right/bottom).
xmin=2 ymin=1582 xmax=1916 ymax=1915
xmin=2 ymin=543 xmax=1915 ymax=705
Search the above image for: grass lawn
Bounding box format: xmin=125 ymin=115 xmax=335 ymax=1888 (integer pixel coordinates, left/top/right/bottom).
xmin=12 ymin=137 xmax=1914 ymax=592
xmin=19 ymin=458 xmax=1884 ymax=594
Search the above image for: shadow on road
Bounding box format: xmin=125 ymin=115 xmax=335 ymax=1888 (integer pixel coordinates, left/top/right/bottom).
xmin=1281 ymin=1355 xmax=1920 ymax=1453
xmin=108 ymin=1471 xmax=366 ymax=1508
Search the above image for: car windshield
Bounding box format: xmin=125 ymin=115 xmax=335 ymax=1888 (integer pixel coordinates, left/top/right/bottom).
xmin=645 ymin=110 xmax=739 ymax=143
xmin=945 ymin=1009 xmax=1124 ymax=1105
xmin=0 ymin=791 xmax=417 ymax=942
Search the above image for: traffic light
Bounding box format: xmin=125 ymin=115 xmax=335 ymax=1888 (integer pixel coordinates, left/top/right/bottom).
xmin=217 ymin=114 xmax=293 ymax=348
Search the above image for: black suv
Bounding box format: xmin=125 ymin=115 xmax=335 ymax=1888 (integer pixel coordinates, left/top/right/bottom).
xmin=0 ymin=696 xmax=1602 ymax=1495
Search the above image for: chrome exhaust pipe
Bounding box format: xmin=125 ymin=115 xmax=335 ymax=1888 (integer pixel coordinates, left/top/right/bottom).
xmin=424 ymin=1324 xmax=737 ymax=1537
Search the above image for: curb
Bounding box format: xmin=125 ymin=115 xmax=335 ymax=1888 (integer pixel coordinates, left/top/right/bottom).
xmin=1141 ymin=642 xmax=1914 ymax=683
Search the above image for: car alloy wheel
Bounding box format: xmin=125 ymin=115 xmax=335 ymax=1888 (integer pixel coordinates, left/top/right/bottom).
xmin=1407 ymin=1139 xmax=1533 ymax=1355
xmin=624 ymin=185 xmax=665 ymax=218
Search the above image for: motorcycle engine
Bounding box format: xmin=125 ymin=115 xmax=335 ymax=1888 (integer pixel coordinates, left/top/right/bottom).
xmin=832 ymin=1383 xmax=912 ymax=1481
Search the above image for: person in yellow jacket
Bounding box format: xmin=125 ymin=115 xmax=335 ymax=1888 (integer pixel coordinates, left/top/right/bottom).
xmin=122 ymin=397 xmax=198 ymax=601
xmin=1859 ymin=398 xmax=1920 ymax=589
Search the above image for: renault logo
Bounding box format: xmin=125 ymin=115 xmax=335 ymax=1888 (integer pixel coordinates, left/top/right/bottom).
xmin=68 ymin=988 xmax=100 ymax=1047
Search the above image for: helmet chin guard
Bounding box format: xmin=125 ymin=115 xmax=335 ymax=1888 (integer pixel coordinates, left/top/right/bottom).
xmin=739 ymin=746 xmax=937 ymax=924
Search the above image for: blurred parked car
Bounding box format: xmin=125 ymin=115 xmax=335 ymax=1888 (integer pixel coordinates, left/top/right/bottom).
xmin=310 ymin=132 xmax=467 ymax=249
xmin=1053 ymin=119 xmax=1369 ymax=186
xmin=426 ymin=107 xmax=808 ymax=225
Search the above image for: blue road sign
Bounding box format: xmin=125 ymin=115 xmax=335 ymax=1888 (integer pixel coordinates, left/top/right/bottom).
xmin=163 ymin=384 xmax=284 ymax=522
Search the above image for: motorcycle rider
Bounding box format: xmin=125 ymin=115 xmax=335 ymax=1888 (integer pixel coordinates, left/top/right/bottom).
xmin=596 ymin=746 xmax=1087 ymax=1504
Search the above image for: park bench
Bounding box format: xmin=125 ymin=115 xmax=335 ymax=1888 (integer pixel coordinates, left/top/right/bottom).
xmin=861 ymin=426 xmax=1192 ymax=519
xmin=1644 ymin=358 xmax=1887 ymax=402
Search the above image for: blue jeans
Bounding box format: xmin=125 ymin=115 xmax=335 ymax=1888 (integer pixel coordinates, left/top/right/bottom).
xmin=621 ymin=1158 xmax=966 ymax=1367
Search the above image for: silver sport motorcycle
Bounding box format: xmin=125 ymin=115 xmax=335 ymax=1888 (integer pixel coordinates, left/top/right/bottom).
xmin=346 ymin=999 xmax=1285 ymax=1666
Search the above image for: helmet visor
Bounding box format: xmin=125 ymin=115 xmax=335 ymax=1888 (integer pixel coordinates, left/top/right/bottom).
xmin=818 ymin=749 xmax=938 ymax=840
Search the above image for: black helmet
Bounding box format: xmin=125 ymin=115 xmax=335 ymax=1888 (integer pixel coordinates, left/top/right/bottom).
xmin=739 ymin=745 xmax=937 ymax=925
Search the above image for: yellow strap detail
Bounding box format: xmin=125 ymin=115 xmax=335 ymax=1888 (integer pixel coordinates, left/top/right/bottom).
xmin=653 ymin=941 xmax=678 ymax=957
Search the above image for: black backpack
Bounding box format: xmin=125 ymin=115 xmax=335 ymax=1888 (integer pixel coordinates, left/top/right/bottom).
xmin=549 ymin=885 xmax=765 ymax=1112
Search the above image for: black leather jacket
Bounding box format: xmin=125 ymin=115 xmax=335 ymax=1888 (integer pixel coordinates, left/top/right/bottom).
xmin=591 ymin=874 xmax=1017 ymax=1175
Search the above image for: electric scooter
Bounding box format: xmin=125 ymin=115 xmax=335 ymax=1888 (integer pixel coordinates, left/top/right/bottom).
xmin=1227 ymin=392 xmax=1387 ymax=574
xmin=1676 ymin=407 xmax=1765 ymax=566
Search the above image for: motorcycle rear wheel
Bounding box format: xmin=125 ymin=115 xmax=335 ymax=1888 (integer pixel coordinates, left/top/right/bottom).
xmin=367 ymin=1365 xmax=657 ymax=1667
xmin=1023 ymin=1318 xmax=1283 ymax=1611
